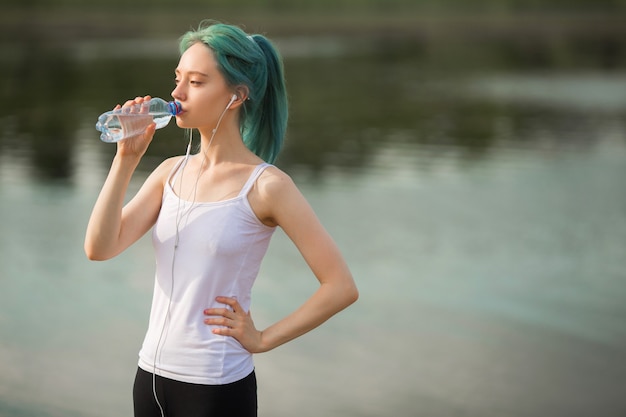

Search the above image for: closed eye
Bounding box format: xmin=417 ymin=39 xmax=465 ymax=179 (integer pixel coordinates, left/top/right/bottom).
xmin=174 ymin=78 xmax=203 ymax=86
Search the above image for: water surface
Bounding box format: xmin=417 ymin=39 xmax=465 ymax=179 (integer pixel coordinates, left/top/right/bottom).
xmin=1 ymin=34 xmax=626 ymax=417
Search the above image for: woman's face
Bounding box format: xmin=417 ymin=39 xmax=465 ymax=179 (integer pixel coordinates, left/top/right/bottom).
xmin=171 ymin=42 xmax=233 ymax=130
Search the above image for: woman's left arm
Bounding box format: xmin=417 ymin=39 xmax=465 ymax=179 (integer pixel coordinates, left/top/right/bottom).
xmin=204 ymin=168 xmax=358 ymax=353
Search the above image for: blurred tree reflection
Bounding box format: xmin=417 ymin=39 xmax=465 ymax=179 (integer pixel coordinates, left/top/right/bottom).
xmin=0 ymin=2 xmax=624 ymax=181
xmin=0 ymin=2 xmax=78 ymax=181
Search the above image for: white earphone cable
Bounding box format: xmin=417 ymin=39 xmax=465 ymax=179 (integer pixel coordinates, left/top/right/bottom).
xmin=151 ymin=95 xmax=236 ymax=417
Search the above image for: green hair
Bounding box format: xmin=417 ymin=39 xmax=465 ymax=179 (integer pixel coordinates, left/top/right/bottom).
xmin=179 ymin=20 xmax=288 ymax=163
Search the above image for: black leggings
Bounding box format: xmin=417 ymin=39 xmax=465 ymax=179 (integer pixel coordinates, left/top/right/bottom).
xmin=133 ymin=367 xmax=257 ymax=417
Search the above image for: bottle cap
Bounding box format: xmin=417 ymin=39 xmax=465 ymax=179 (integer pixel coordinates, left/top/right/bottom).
xmin=168 ymin=101 xmax=183 ymax=115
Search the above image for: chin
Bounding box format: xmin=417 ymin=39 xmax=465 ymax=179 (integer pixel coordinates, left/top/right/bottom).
xmin=175 ymin=118 xmax=190 ymax=129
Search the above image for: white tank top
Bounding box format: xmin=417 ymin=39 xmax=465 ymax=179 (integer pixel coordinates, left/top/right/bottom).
xmin=138 ymin=160 xmax=275 ymax=385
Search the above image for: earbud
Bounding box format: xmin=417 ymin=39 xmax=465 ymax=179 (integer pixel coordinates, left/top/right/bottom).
xmin=226 ymin=94 xmax=238 ymax=109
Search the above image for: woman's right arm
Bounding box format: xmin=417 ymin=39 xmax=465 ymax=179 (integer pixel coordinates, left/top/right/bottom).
xmin=84 ymin=97 xmax=174 ymax=260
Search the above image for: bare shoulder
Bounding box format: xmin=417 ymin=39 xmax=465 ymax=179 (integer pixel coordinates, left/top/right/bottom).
xmin=251 ymin=165 xmax=304 ymax=227
xmin=256 ymin=165 xmax=298 ymax=196
xmin=126 ymin=156 xmax=185 ymax=212
xmin=145 ymin=155 xmax=186 ymax=186
xmin=155 ymin=155 xmax=185 ymax=176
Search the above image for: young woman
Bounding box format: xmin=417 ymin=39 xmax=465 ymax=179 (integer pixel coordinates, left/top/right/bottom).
xmin=84 ymin=21 xmax=358 ymax=417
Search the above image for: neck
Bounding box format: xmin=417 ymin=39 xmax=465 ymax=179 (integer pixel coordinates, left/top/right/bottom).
xmin=195 ymin=121 xmax=250 ymax=167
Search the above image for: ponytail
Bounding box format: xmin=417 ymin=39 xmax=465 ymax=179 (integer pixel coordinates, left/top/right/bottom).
xmin=179 ymin=21 xmax=288 ymax=163
xmin=244 ymin=35 xmax=288 ymax=164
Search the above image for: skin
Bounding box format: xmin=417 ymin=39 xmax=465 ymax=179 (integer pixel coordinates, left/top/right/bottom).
xmin=84 ymin=41 xmax=358 ymax=354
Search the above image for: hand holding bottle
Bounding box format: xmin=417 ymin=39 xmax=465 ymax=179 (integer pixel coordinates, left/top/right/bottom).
xmin=112 ymin=96 xmax=158 ymax=158
xmin=96 ymin=95 xmax=182 ymax=143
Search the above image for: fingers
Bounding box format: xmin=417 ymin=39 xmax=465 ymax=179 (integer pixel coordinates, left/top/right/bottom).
xmin=216 ymin=295 xmax=240 ymax=311
xmin=203 ymin=309 xmax=236 ymax=334
xmin=203 ymin=314 xmax=235 ymax=328
xmin=144 ymin=122 xmax=157 ymax=136
xmin=118 ymin=95 xmax=152 ymax=113
xmin=202 ymin=298 xmax=262 ymax=352
xmin=203 ymin=307 xmax=234 ymax=319
xmin=203 ymin=297 xmax=242 ymax=328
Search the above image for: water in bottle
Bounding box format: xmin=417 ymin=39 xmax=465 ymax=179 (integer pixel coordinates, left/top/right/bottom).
xmin=95 ymin=98 xmax=183 ymax=143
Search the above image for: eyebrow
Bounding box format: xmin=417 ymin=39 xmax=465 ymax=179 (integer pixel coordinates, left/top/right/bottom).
xmin=175 ymin=69 xmax=209 ymax=77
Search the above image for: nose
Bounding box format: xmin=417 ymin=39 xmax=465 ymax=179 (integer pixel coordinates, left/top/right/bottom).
xmin=172 ymin=83 xmax=185 ymax=102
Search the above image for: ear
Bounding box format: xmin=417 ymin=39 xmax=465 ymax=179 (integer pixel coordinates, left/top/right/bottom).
xmin=230 ymin=85 xmax=250 ymax=108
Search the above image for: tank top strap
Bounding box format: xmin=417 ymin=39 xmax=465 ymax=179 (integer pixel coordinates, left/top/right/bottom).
xmin=239 ymin=163 xmax=272 ymax=197
xmin=166 ymin=156 xmax=189 ymax=189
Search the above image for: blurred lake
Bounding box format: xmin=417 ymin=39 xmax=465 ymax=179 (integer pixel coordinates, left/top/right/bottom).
xmin=1 ymin=22 xmax=626 ymax=417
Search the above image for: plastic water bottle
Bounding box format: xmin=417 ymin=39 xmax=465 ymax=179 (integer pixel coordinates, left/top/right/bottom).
xmin=95 ymin=98 xmax=183 ymax=143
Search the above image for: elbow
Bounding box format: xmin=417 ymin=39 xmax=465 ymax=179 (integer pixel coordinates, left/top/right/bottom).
xmin=340 ymin=278 xmax=359 ymax=309
xmin=85 ymin=253 xmax=104 ymax=262
xmin=322 ymin=276 xmax=358 ymax=313
xmin=84 ymin=242 xmax=111 ymax=261
xmin=347 ymin=283 xmax=359 ymax=306
xmin=84 ymin=247 xmax=103 ymax=261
